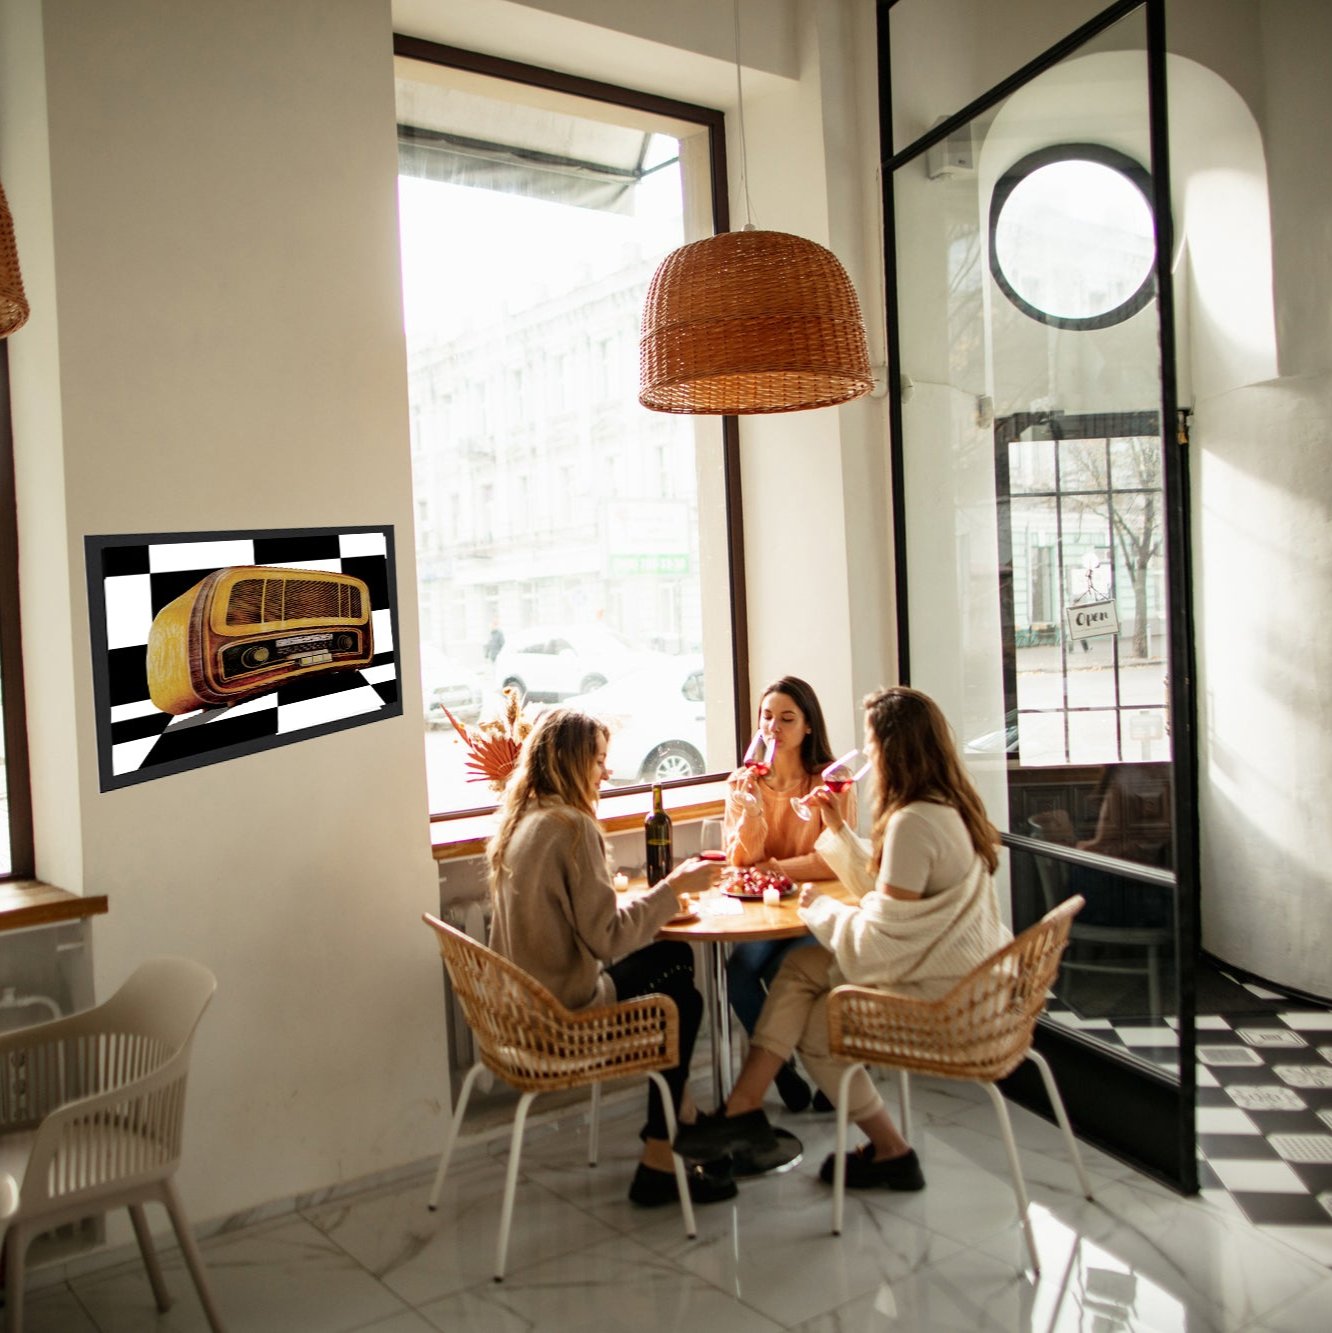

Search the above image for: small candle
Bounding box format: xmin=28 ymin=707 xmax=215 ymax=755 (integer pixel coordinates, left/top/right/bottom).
xmin=762 ymin=886 xmax=781 ymax=907
xmin=613 ymin=873 xmax=629 ymax=892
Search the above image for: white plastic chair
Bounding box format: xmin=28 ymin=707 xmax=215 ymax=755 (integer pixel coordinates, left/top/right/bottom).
xmin=0 ymin=958 xmax=225 ymax=1332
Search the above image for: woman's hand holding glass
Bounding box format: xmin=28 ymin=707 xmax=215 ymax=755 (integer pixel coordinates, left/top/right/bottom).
xmin=790 ymin=748 xmax=871 ymax=823
xmin=733 ymin=729 xmax=776 ymax=814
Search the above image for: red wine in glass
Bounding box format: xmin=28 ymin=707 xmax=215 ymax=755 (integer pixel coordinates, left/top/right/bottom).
xmin=737 ymin=730 xmax=776 ymax=811
xmin=791 ymin=748 xmax=871 ymax=821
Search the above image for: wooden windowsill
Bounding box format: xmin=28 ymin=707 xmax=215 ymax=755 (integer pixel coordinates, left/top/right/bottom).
xmin=0 ymin=879 xmax=109 ymax=933
xmin=431 ymin=778 xmax=728 ymax=861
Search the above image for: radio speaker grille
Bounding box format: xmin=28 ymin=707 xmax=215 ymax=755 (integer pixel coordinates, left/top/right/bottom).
xmin=227 ymin=579 xmax=266 ymax=624
xmin=284 ymin=581 xmax=342 ymax=620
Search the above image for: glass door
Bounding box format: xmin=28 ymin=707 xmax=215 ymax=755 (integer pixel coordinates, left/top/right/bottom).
xmin=884 ymin=0 xmax=1196 ymax=1188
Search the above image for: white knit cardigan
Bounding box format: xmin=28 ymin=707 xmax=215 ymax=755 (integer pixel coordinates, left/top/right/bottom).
xmin=803 ymin=823 xmax=1012 ymax=1001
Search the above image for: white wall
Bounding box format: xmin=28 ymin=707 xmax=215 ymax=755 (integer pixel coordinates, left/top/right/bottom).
xmin=1 ymin=0 xmax=445 ymax=1233
xmin=1192 ymin=0 xmax=1332 ymax=995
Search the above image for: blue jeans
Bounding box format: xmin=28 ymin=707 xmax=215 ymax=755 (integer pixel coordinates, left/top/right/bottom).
xmin=726 ymin=937 xmax=816 ymax=1034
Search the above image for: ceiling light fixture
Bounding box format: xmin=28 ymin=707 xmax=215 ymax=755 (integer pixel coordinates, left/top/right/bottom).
xmin=638 ymin=2 xmax=872 ymax=415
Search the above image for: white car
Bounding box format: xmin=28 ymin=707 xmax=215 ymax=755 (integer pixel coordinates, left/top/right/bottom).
xmin=493 ymin=623 xmax=645 ymax=702
xmin=565 ymin=654 xmax=708 ymax=784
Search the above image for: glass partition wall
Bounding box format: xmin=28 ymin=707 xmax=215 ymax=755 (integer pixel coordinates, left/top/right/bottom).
xmin=885 ymin=0 xmax=1196 ymax=1187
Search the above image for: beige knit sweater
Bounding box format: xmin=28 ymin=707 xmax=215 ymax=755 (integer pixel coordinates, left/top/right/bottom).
xmin=488 ymin=801 xmax=681 ymax=1010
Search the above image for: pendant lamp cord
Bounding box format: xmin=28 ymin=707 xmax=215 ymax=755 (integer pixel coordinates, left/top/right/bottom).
xmin=733 ymin=0 xmax=756 ymax=231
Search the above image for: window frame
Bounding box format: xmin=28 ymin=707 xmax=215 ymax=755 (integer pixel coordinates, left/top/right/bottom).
xmin=988 ymin=142 xmax=1157 ymax=332
xmin=995 ymin=408 xmax=1169 ymax=768
xmin=392 ymin=34 xmax=751 ymax=834
xmin=0 ymin=341 xmax=34 ymax=880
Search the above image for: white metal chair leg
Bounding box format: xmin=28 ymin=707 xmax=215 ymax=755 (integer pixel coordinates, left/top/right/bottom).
xmin=494 ymin=1090 xmax=538 ymax=1281
xmin=588 ymin=1081 xmax=602 ymax=1166
xmin=831 ymin=1063 xmax=858 ymax=1235
xmin=428 ymin=1061 xmax=485 ymax=1210
xmin=161 ymin=1179 xmax=227 ymax=1333
xmin=897 ymin=1069 xmax=912 ymax=1142
xmin=5 ymin=1220 xmax=27 ymax=1333
xmin=1026 ymin=1049 xmax=1094 ymax=1200
xmin=128 ymin=1201 xmax=172 ymax=1312
xmin=983 ymin=1082 xmax=1040 ymax=1275
xmin=651 ymin=1069 xmax=697 ymax=1239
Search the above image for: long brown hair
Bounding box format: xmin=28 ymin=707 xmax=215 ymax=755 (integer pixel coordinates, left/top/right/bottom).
xmin=757 ymin=675 xmax=835 ymax=773
xmin=486 ymin=708 xmax=608 ymax=894
xmin=863 ymin=687 xmax=1000 ymax=875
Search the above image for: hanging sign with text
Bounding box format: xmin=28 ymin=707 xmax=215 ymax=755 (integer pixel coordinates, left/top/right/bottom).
xmin=1065 ymin=598 xmax=1120 ymax=641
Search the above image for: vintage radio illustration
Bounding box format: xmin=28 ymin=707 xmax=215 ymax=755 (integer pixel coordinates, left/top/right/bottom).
xmin=147 ymin=566 xmax=374 ymax=714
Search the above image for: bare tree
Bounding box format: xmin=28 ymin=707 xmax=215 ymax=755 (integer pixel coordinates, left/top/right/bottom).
xmin=1061 ymin=434 xmax=1162 ymax=659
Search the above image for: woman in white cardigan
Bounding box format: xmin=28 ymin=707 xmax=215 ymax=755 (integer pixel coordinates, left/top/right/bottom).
xmin=675 ymin=687 xmax=1010 ymax=1190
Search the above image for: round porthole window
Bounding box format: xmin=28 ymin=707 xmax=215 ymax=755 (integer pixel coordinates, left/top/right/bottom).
xmin=989 ymin=144 xmax=1156 ymax=331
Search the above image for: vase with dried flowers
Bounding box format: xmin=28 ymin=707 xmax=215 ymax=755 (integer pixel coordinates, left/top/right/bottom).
xmin=440 ymin=687 xmax=533 ymax=791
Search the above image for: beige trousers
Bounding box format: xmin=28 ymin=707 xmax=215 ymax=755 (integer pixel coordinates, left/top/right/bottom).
xmin=749 ymin=945 xmax=884 ymax=1123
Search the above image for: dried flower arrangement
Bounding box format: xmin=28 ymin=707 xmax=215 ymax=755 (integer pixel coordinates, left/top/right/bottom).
xmin=441 ymin=687 xmax=534 ymax=791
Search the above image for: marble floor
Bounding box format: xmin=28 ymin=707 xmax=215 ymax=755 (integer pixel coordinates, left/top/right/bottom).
xmin=16 ymin=1072 xmax=1332 ymax=1333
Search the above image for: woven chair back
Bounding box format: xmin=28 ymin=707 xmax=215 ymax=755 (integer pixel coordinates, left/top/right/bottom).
xmin=829 ymin=895 xmax=1085 ymax=1083
xmin=423 ymin=914 xmax=678 ymax=1094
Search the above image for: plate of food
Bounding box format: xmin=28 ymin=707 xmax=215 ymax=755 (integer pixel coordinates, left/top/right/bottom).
xmin=720 ymin=867 xmax=796 ymax=900
xmin=665 ymin=906 xmax=700 ymax=925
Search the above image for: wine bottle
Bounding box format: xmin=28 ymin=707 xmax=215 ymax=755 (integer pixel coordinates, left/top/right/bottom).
xmin=644 ymin=783 xmax=673 ymax=885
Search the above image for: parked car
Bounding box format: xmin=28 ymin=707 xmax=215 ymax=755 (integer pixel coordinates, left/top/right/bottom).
xmin=492 ymin=623 xmax=647 ymax=702
xmin=421 ymin=650 xmax=484 ymax=728
xmin=566 ymin=654 xmax=708 ymax=784
xmin=962 ymin=709 xmax=1019 ymax=758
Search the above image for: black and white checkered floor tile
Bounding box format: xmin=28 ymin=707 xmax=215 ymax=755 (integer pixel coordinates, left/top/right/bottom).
xmin=1044 ymin=978 xmax=1332 ymax=1235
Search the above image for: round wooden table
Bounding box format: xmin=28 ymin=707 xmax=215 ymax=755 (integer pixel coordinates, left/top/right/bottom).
xmin=628 ymin=873 xmax=853 ymax=1105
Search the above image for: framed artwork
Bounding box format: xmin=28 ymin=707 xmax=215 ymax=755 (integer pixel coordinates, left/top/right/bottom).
xmin=85 ymin=525 xmax=403 ymax=791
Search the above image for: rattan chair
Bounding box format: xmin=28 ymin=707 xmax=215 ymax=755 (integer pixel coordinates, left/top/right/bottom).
xmin=0 ymin=958 xmax=224 ymax=1333
xmin=826 ymin=897 xmax=1093 ymax=1275
xmin=422 ymin=913 xmax=698 ymax=1280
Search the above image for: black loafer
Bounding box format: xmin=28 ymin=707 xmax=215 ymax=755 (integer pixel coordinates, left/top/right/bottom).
xmin=818 ymin=1145 xmax=925 ymax=1191
xmin=775 ymin=1059 xmax=813 ymax=1113
xmin=811 ymin=1089 xmax=834 ymax=1114
xmin=628 ymin=1160 xmax=738 ymax=1207
xmin=673 ymin=1108 xmax=778 ymax=1162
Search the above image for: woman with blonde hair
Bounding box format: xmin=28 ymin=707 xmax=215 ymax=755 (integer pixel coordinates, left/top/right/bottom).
xmin=677 ymin=687 xmax=1010 ymax=1191
xmin=487 ymin=708 xmax=733 ymax=1207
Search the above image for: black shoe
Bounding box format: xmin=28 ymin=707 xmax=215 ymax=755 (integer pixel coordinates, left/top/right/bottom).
xmin=731 ymin=1125 xmax=803 ymax=1178
xmin=818 ymin=1145 xmax=925 ymax=1191
xmin=775 ymin=1059 xmax=813 ymax=1113
xmin=673 ymin=1108 xmax=778 ymax=1162
xmin=628 ymin=1159 xmax=738 ymax=1207
xmin=811 ymin=1089 xmax=834 ymax=1114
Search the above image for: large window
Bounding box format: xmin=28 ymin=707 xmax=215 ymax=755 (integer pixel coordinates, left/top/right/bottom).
xmin=394 ymin=45 xmax=736 ymax=817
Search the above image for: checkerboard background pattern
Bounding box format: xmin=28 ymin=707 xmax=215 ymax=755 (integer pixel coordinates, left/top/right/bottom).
xmin=1045 ymin=968 xmax=1332 ymax=1233
xmin=89 ymin=529 xmax=400 ymax=788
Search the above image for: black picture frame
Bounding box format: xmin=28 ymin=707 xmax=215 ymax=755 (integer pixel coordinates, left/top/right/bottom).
xmin=85 ymin=524 xmax=403 ymax=792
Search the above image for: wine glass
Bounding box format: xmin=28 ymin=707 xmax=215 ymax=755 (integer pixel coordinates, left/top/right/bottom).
xmin=735 ymin=729 xmax=776 ymax=813
xmin=790 ymin=748 xmax=871 ymax=821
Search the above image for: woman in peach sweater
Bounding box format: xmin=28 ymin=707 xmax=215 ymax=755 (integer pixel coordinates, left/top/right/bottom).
xmin=723 ymin=675 xmax=854 ymax=1110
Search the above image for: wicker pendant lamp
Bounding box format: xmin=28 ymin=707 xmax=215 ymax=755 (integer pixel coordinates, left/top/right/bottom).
xmin=1 ymin=179 xmax=30 ymax=339
xmin=638 ymin=226 xmax=873 ymax=414
xmin=638 ymin=0 xmax=872 ymax=415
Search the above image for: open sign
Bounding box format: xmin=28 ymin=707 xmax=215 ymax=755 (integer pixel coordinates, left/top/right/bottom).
xmin=1065 ymin=598 xmax=1120 ymax=641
